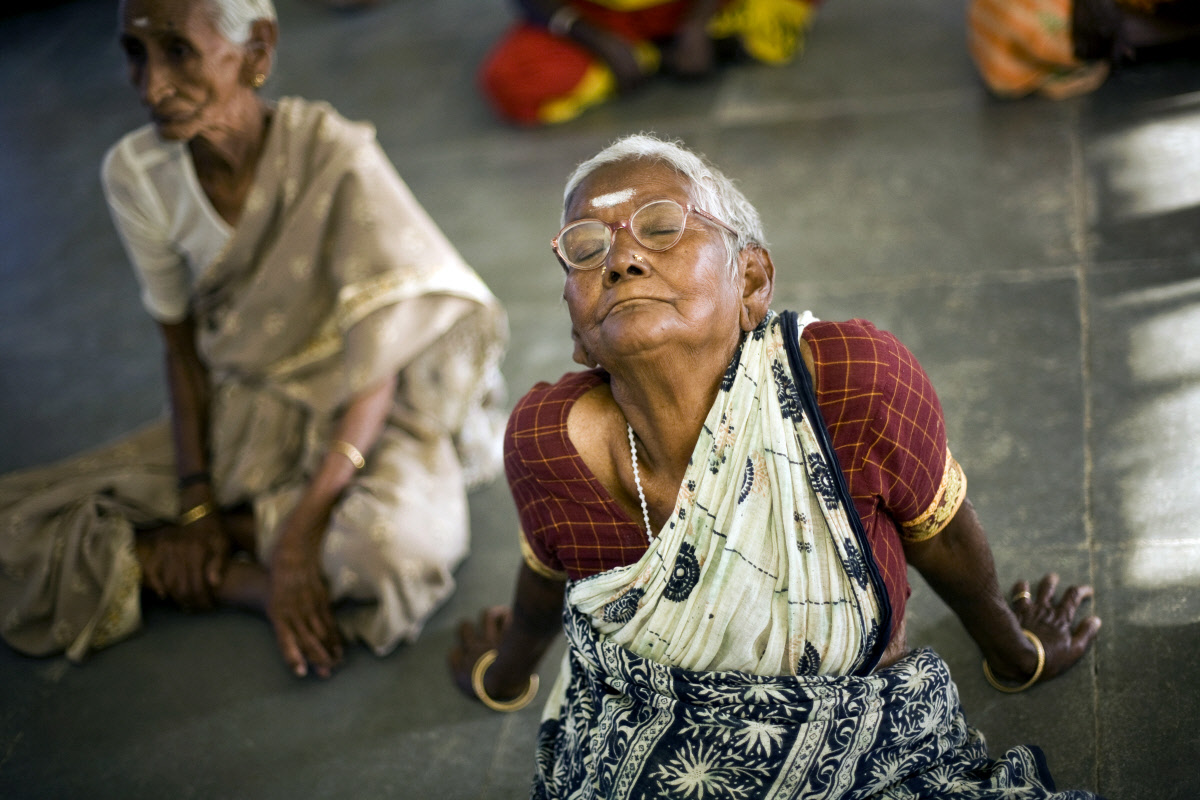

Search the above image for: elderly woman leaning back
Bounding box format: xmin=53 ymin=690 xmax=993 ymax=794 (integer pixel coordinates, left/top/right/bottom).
xmin=450 ymin=135 xmax=1101 ymax=798
xmin=0 ymin=0 xmax=506 ymax=679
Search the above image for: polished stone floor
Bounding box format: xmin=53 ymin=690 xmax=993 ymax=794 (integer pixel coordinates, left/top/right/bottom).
xmin=2 ymin=0 xmax=1199 ymax=797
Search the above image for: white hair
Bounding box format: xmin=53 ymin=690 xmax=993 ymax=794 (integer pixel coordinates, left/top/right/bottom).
xmin=562 ymin=134 xmax=768 ymax=267
xmin=206 ymin=0 xmax=276 ymax=44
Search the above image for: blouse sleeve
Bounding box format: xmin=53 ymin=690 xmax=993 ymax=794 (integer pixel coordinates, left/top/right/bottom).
xmin=808 ymin=319 xmax=967 ymax=542
xmin=101 ymin=139 xmax=191 ymax=324
xmin=505 ymin=383 xmax=570 ymax=581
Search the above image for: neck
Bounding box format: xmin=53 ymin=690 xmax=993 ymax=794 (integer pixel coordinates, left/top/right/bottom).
xmin=607 ymin=334 xmax=741 ymax=478
xmin=188 ymin=92 xmax=269 ymax=181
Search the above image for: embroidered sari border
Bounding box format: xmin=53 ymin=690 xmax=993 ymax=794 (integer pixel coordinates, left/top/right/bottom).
xmin=900 ymin=451 xmax=967 ymax=542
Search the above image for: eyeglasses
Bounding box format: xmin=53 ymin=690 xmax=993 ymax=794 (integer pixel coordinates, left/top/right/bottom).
xmin=552 ymin=199 xmax=737 ymax=271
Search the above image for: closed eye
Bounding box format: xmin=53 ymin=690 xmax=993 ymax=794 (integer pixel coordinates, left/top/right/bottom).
xmin=120 ymin=35 xmax=146 ymax=65
xmin=163 ymin=35 xmax=195 ymax=61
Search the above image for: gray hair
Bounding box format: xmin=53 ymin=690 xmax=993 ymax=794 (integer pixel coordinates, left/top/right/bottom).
xmin=562 ymin=134 xmax=768 ymax=266
xmin=206 ymin=0 xmax=276 ymax=44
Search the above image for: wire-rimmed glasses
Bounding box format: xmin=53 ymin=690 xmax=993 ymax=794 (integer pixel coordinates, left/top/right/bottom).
xmin=552 ymin=198 xmax=736 ymax=271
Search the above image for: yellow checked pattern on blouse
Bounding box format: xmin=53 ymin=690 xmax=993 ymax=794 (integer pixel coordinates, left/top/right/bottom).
xmin=900 ymin=449 xmax=967 ymax=543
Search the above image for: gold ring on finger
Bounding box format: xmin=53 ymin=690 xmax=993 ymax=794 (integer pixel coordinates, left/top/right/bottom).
xmin=1012 ymin=590 xmax=1032 ymax=604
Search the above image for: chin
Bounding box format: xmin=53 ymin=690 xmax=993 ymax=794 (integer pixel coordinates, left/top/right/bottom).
xmin=151 ymin=112 xmax=202 ymax=141
xmin=151 ymin=121 xmax=191 ymax=140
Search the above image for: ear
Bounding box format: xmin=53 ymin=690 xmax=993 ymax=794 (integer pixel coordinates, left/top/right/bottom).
xmin=737 ymin=245 xmax=775 ymax=332
xmin=241 ymin=18 xmax=278 ymax=85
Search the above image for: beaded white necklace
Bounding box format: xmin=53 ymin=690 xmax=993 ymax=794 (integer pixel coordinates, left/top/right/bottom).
xmin=626 ymin=423 xmax=653 ymax=542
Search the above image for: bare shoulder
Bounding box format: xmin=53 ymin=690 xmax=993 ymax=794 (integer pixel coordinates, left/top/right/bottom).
xmin=566 ymin=382 xmax=625 ymax=492
xmin=797 ymin=336 xmax=816 ymax=391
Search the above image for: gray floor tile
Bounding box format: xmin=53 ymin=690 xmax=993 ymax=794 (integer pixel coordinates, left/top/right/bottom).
xmin=711 ymin=105 xmax=1080 ymax=281
xmin=4 ymin=0 xmax=1200 ymax=796
xmin=1093 ymin=543 xmax=1200 ymax=800
xmin=1081 ymin=85 xmax=1200 ymax=265
xmin=1088 ymin=260 xmax=1200 ymax=550
xmin=774 ymin=274 xmax=1088 ymax=548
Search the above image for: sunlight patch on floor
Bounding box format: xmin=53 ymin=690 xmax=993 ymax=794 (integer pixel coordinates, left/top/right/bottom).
xmin=1115 ymin=294 xmax=1200 ymax=623
xmin=1095 ymin=108 xmax=1200 ymax=221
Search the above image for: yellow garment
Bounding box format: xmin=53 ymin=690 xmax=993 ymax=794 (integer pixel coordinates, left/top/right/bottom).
xmin=537 ymin=42 xmax=661 ymax=125
xmin=711 ymin=0 xmax=815 ymax=64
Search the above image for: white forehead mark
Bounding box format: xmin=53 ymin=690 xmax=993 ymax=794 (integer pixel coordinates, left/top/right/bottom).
xmin=588 ymin=188 xmax=635 ymax=210
xmin=132 ymin=16 xmax=150 ymax=26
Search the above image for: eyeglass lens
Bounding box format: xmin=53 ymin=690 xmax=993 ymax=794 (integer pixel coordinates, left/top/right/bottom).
xmin=560 ymin=200 xmax=686 ymax=270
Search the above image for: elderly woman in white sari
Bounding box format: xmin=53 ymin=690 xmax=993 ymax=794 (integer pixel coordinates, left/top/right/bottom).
xmin=449 ymin=134 xmax=1101 ymax=798
xmin=0 ymin=0 xmax=506 ymax=679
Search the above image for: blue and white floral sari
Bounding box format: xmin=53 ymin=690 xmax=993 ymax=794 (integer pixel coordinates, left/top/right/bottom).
xmin=532 ymin=313 xmax=1096 ymax=800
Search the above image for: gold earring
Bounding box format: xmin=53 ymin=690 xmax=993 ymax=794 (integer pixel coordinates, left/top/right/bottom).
xmin=251 ymin=73 xmax=266 ymax=88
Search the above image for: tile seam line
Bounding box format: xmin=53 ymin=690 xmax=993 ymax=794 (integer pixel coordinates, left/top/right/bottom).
xmin=1067 ymin=108 xmax=1100 ymax=792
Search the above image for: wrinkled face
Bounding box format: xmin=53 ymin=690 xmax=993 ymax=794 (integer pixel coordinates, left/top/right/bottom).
xmin=562 ymin=159 xmax=745 ymax=369
xmin=118 ymin=0 xmax=248 ymax=140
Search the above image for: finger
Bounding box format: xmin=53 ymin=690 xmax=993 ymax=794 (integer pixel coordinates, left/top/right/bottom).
xmin=145 ymin=569 xmax=167 ymax=599
xmin=293 ymin=612 xmax=334 ymax=676
xmin=313 ymin=606 xmax=343 ymax=664
xmin=163 ymin=557 xmax=192 ymax=607
xmin=1009 ymin=580 xmax=1033 ymax=606
xmin=186 ymin=559 xmax=209 ymax=609
xmin=187 ymin=560 xmax=214 ymax=610
xmin=205 ymin=546 xmax=226 ymax=588
xmin=170 ymin=541 xmax=206 ymax=609
xmin=456 ymin=619 xmax=478 ymax=650
xmin=478 ymin=606 xmax=496 ymax=628
xmin=301 ymin=631 xmax=334 ymax=679
xmin=1056 ymin=584 xmax=1094 ymax=619
xmin=142 ymin=551 xmax=167 ymax=598
xmin=1071 ymin=614 xmax=1102 ymax=652
xmin=275 ymin=624 xmax=308 ymax=678
xmin=484 ymin=606 xmax=511 ymax=639
xmin=1036 ymin=573 xmax=1059 ymax=605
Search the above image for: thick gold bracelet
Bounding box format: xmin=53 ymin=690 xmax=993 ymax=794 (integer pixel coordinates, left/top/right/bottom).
xmin=982 ymin=629 xmax=1045 ymax=693
xmin=470 ymin=649 xmax=539 ymax=713
xmin=330 ymin=440 xmax=366 ymax=470
xmin=178 ymin=501 xmax=215 ymax=527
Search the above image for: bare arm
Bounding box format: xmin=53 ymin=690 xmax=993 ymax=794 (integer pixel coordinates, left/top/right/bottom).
xmin=268 ymin=374 xmax=398 ymax=678
xmin=160 ymin=319 xmax=212 ymax=484
xmin=904 ymin=497 xmax=1101 ymax=685
xmin=450 ymin=563 xmax=566 ymax=702
xmin=664 ymin=0 xmax=723 ymax=77
xmin=141 ymin=319 xmax=228 ymax=609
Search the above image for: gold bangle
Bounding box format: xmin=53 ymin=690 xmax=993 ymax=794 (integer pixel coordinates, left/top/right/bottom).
xmin=330 ymin=440 xmax=365 ymax=470
xmin=982 ymin=629 xmax=1045 ymax=693
xmin=470 ymin=649 xmax=539 ymax=713
xmin=179 ymin=500 xmax=215 ymax=527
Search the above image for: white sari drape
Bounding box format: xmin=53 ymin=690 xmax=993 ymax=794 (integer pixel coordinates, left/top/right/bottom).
xmin=568 ymin=311 xmax=885 ymax=679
